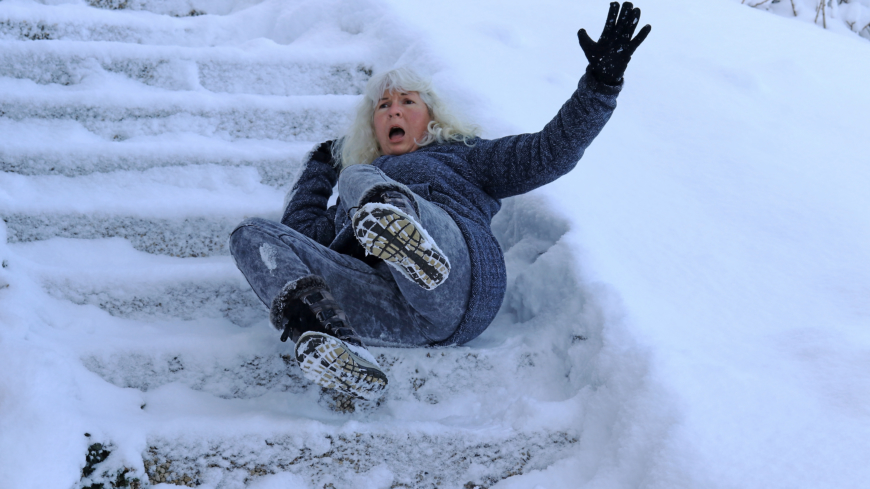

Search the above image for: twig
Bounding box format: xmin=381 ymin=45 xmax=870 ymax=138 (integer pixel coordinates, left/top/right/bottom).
xmin=750 ymin=0 xmax=771 ymax=8
xmin=814 ymin=0 xmax=822 ymax=24
xmin=790 ymin=0 xmax=798 ymax=16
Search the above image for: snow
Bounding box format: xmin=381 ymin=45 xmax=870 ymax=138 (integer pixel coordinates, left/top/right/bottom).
xmin=743 ymin=0 xmax=870 ymax=39
xmin=1 ymin=0 xmax=869 ymax=488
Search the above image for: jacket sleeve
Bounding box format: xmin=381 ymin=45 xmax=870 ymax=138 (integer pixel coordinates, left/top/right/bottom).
xmin=280 ymin=155 xmax=339 ymax=247
xmin=465 ymin=67 xmax=622 ymax=200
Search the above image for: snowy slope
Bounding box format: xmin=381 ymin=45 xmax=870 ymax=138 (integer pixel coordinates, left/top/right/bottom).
xmin=382 ymin=0 xmax=870 ymax=487
xmin=2 ymin=0 xmax=869 ymax=488
xmin=742 ymin=0 xmax=870 ymax=39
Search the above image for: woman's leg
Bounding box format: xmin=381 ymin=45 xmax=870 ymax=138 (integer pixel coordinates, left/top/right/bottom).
xmin=337 ymin=165 xmax=472 ymax=341
xmin=229 ymin=217 xmax=452 ymax=346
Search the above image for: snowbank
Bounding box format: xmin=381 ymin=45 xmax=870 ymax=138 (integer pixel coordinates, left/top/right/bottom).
xmin=383 ymin=0 xmax=870 ymax=487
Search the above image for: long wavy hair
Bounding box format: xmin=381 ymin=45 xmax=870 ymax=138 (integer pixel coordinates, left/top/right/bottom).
xmin=335 ymin=67 xmax=479 ymax=169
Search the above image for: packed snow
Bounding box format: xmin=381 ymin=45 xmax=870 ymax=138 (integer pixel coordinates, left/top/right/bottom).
xmin=1 ymin=0 xmax=869 ymax=488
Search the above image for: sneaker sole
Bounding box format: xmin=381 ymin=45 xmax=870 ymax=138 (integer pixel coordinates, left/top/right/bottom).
xmin=353 ymin=203 xmax=450 ymax=290
xmin=295 ymin=331 xmax=388 ymax=400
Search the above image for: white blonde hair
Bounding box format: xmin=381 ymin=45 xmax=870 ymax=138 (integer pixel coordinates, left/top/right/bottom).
xmin=335 ymin=67 xmax=479 ymax=168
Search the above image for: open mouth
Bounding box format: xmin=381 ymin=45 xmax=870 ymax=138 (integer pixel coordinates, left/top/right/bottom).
xmin=388 ymin=126 xmax=405 ymax=142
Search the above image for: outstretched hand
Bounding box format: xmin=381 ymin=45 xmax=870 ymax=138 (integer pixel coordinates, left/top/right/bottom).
xmin=578 ymin=2 xmax=651 ymax=85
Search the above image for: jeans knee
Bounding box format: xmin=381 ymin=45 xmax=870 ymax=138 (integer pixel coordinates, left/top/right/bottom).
xmin=338 ymin=163 xmax=378 ymax=192
xmin=231 ymin=217 xmax=269 ymax=236
xmin=340 ymin=165 xmax=417 ymax=211
xmin=229 ymin=217 xmax=272 ymax=255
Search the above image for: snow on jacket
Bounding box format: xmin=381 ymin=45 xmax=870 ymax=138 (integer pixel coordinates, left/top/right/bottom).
xmin=281 ymin=68 xmax=622 ymax=345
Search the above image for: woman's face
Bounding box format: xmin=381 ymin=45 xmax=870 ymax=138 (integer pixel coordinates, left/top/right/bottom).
xmin=373 ymin=89 xmax=431 ymax=156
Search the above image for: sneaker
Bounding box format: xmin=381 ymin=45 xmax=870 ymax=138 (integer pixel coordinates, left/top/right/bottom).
xmin=352 ymin=190 xmax=450 ymax=290
xmin=270 ymin=275 xmax=388 ymax=400
xmin=295 ymin=331 xmax=387 ymax=401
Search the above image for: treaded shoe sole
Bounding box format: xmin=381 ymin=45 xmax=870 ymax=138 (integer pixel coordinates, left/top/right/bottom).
xmin=353 ymin=203 xmax=450 ymax=290
xmin=295 ymin=331 xmax=388 ymax=400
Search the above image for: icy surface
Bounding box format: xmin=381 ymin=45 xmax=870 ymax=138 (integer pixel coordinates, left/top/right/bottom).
xmin=1 ymin=0 xmax=869 ymax=488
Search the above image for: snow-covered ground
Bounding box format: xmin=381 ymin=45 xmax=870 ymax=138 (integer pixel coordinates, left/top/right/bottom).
xmin=1 ymin=0 xmax=869 ymax=488
xmin=743 ymin=0 xmax=870 ymax=39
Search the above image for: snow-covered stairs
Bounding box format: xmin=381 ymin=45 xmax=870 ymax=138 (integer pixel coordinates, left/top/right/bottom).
xmin=1 ymin=163 xmax=287 ymax=256
xmin=0 ymin=40 xmax=372 ymax=95
xmin=1 ymin=1 xmax=605 ymax=488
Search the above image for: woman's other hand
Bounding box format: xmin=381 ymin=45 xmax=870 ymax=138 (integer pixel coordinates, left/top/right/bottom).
xmin=577 ymin=1 xmax=651 ymax=85
xmin=310 ymin=139 xmax=337 ymax=168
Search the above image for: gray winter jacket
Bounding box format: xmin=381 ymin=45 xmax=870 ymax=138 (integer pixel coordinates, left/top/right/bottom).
xmin=282 ymin=67 xmax=622 ymax=345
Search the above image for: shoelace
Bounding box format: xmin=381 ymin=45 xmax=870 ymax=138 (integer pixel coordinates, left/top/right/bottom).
xmin=347 ymin=190 xmax=418 ymax=222
xmin=380 ymin=190 xmax=418 ymax=219
xmin=280 ymin=289 xmax=362 ymax=346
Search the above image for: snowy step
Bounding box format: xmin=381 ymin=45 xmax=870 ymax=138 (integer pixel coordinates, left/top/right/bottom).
xmin=0 ymin=40 xmax=372 ymax=96
xmin=0 ymin=2 xmax=246 ymax=46
xmin=81 ymin=315 xmax=587 ymax=410
xmin=0 ymin=165 xmax=287 ymax=256
xmin=0 ymin=78 xmax=354 ymax=143
xmin=67 ymin=307 xmax=583 ymax=488
xmin=83 ymin=0 xmax=325 ymax=19
xmin=76 ymin=337 xmax=579 ymax=488
xmin=14 ymin=238 xmax=266 ymax=325
xmin=3 ymin=213 xmax=238 ymax=257
xmin=76 ymin=323 xmax=584 ymax=488
xmin=139 ymin=427 xmax=576 ymax=488
xmin=12 ymin=238 xmax=535 ymax=400
xmin=86 ymin=0 xmax=237 ymax=18
xmin=0 ymin=123 xmax=311 ymax=185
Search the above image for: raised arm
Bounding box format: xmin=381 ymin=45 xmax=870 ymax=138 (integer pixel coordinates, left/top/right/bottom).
xmin=281 ymin=140 xmax=339 ymax=246
xmin=466 ymin=2 xmax=650 ymax=199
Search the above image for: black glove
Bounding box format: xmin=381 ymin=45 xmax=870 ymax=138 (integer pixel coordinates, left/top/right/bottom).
xmin=578 ymin=2 xmax=651 ymax=86
xmin=310 ymin=139 xmax=337 ymax=167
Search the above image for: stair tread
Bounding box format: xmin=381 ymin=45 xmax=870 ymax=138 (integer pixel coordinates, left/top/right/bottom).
xmin=0 ymin=76 xmax=359 ymax=113
xmin=1 ymin=2 xmax=222 ymax=46
xmin=0 ymin=77 xmax=354 ymax=142
xmin=0 ymin=122 xmax=312 ymax=182
xmin=0 ymin=39 xmax=372 ymax=96
xmin=0 ymin=164 xmax=286 ymax=217
xmin=14 ymin=237 xmax=235 ymax=276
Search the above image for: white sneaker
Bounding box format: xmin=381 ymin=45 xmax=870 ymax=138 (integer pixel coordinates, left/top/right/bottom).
xmin=295 ymin=331 xmax=388 ymax=400
xmin=352 ymin=202 xmax=450 ymax=290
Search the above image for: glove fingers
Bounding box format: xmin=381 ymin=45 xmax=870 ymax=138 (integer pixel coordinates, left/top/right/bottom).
xmin=627 ymin=8 xmax=641 ymax=38
xmin=628 ymin=24 xmax=651 ymax=54
xmin=617 ymin=1 xmax=633 ymax=26
xmin=616 ymin=3 xmax=639 ymax=42
xmin=606 ymin=2 xmax=620 ymax=26
xmin=601 ymin=2 xmax=620 ymax=41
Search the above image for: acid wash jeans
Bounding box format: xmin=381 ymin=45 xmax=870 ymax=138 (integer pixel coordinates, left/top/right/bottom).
xmin=229 ymin=164 xmax=472 ymax=347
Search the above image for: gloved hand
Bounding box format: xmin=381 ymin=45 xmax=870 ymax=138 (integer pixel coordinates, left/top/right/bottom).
xmin=310 ymin=139 xmax=337 ymax=167
xmin=578 ymin=2 xmax=651 ymax=86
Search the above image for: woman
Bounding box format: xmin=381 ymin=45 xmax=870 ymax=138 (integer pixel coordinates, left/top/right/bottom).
xmin=230 ymin=2 xmax=650 ymax=400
